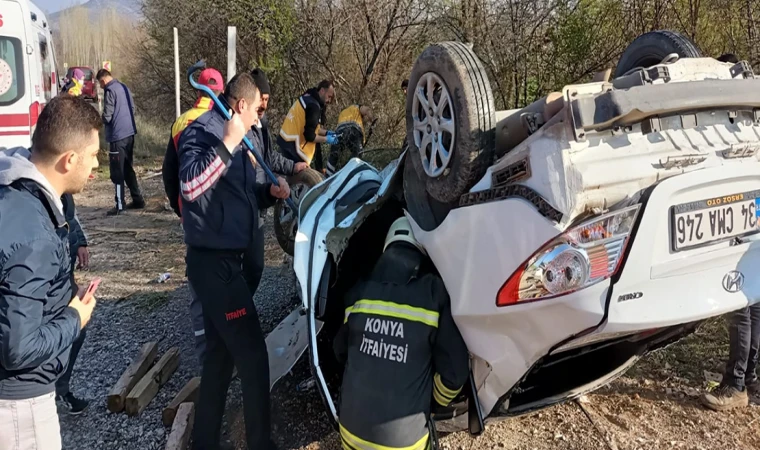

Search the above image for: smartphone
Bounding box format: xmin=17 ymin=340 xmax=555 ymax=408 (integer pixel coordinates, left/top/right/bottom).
xmin=84 ymin=277 xmax=102 ymax=300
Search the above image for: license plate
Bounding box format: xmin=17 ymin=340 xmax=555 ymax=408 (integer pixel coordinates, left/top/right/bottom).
xmin=671 ymin=190 xmax=760 ymax=251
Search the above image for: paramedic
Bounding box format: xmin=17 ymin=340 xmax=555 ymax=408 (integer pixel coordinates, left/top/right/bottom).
xmin=325 ymin=104 xmax=374 ymax=176
xmin=178 ymin=72 xmax=289 ymax=450
xmin=334 ymin=216 xmax=470 ymax=450
xmin=162 ymin=67 xmax=224 ymax=366
xmin=277 ymin=80 xmax=338 ymax=172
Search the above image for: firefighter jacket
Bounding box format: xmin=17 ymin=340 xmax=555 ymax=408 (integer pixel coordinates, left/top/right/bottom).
xmin=333 ymin=243 xmax=470 ymax=450
xmin=162 ymin=96 xmax=214 ymax=218
xmin=277 ymin=87 xmax=324 ymax=166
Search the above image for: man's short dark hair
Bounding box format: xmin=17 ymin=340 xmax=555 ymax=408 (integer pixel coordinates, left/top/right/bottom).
xmin=32 ymin=96 xmax=102 ymax=161
xmin=717 ymin=53 xmax=740 ymax=64
xmin=96 ymin=69 xmax=111 ymax=80
xmin=317 ymin=79 xmax=334 ymax=91
xmin=225 ymin=72 xmax=260 ymax=103
xmin=401 ymin=79 xmax=409 ymax=89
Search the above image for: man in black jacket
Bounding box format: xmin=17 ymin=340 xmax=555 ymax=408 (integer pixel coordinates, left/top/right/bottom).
xmin=56 ymin=194 xmax=92 ymax=415
xmin=334 ymin=216 xmax=469 ymax=450
xmin=178 ymin=73 xmax=289 ymax=450
xmin=247 ymin=68 xmax=309 ymax=288
xmin=0 ymin=95 xmax=98 ymax=449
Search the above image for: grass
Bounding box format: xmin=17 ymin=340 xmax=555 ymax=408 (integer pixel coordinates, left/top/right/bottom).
xmin=97 ymin=114 xmax=170 ymax=176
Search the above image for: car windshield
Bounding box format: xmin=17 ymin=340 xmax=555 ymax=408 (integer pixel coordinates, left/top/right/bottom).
xmin=0 ymin=37 xmax=25 ymax=106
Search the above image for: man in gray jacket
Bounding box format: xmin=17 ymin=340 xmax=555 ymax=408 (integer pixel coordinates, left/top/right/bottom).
xmin=96 ymin=69 xmax=144 ymax=216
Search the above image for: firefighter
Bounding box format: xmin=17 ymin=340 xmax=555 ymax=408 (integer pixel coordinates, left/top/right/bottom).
xmin=161 ymin=67 xmax=224 ymax=366
xmin=277 ymin=80 xmax=338 ymax=173
xmin=325 ymin=104 xmax=374 ymax=176
xmin=178 ymin=73 xmax=289 ymax=450
xmin=334 ymin=216 xmax=470 ymax=450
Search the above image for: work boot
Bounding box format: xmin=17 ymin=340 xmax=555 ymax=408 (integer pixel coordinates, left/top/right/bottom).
xmin=701 ymin=384 xmax=749 ymax=411
xmin=57 ymin=392 xmax=90 ymax=415
xmin=127 ymin=197 xmax=146 ymax=210
xmin=106 ymin=207 xmax=123 ymax=216
xmin=747 ymin=378 xmax=760 ymax=395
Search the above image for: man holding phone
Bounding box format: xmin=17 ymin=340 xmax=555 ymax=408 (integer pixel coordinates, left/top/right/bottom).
xmin=0 ymin=96 xmax=99 ymax=450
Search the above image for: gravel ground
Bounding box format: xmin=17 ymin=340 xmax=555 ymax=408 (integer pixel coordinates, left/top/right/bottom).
xmin=59 ymin=168 xmax=760 ymax=450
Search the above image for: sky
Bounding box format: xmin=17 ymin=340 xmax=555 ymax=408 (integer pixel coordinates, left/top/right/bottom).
xmin=34 ymin=0 xmax=86 ymax=14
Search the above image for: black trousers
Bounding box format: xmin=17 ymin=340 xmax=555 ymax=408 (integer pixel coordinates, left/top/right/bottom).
xmin=187 ymin=245 xmax=274 ymax=450
xmin=56 ymin=252 xmax=87 ymax=397
xmin=723 ymin=303 xmax=760 ymax=389
xmin=109 ymin=135 xmax=142 ymax=210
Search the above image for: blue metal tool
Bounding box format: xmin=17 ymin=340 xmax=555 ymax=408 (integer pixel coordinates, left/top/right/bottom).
xmin=186 ymin=59 xmax=297 ymax=211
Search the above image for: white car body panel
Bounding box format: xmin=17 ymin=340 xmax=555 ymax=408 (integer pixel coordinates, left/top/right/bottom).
xmin=294 ymin=56 xmax=760 ymax=425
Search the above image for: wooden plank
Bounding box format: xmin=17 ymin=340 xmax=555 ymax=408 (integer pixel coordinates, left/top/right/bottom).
xmin=107 ymin=342 xmax=158 ymax=413
xmin=125 ymin=347 xmax=180 ymax=417
xmin=162 ymin=377 xmax=201 ymax=426
xmin=165 ymin=402 xmax=195 ymax=450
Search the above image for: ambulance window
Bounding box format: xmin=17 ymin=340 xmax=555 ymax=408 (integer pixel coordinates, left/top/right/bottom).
xmin=38 ymin=34 xmax=52 ymax=102
xmin=0 ymin=37 xmax=24 ymax=106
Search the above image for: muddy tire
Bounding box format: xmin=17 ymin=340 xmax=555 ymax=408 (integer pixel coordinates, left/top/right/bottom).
xmin=403 ymin=152 xmax=455 ymax=232
xmin=406 ymin=42 xmax=496 ymax=203
xmin=614 ymin=30 xmax=702 ymax=78
xmin=274 ymin=168 xmax=324 ymax=256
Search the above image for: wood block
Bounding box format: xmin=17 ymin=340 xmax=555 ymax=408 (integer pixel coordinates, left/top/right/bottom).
xmin=107 ymin=341 xmax=158 ymax=413
xmin=162 ymin=377 xmax=201 ymax=426
xmin=165 ymin=402 xmax=195 ymax=450
xmin=125 ymin=347 xmax=180 ymax=417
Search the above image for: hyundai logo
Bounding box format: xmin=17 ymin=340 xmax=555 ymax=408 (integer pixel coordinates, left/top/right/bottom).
xmin=722 ymin=270 xmax=745 ymax=293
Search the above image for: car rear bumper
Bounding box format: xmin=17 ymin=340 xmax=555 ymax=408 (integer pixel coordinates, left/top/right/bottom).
xmin=602 ymin=162 xmax=760 ymax=334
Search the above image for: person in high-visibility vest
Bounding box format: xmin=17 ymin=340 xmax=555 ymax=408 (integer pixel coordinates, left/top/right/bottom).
xmin=277 ymin=80 xmax=338 ymax=172
xmin=325 ymin=104 xmax=374 ymax=176
xmin=62 ymin=69 xmax=84 ymax=97
xmin=161 ymin=67 xmax=224 ymax=367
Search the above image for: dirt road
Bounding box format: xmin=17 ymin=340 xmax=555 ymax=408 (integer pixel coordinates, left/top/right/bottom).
xmin=67 ymin=166 xmax=760 ymax=450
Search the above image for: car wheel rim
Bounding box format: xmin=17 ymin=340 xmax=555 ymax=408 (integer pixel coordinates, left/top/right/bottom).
xmin=279 ymin=183 xmax=307 ymax=234
xmin=412 ymin=72 xmax=455 ymax=178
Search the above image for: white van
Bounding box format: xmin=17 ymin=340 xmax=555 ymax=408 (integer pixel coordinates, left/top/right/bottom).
xmin=0 ymin=0 xmax=57 ymax=150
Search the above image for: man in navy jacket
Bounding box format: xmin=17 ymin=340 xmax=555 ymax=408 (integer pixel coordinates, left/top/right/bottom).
xmin=178 ymin=72 xmax=289 ymax=450
xmin=97 ymin=69 xmax=144 ymax=215
xmin=0 ymin=96 xmax=99 ymax=449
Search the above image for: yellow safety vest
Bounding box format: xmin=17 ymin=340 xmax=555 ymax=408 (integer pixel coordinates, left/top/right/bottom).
xmin=68 ymin=79 xmax=83 ymax=97
xmin=337 ymin=105 xmax=365 ymax=144
xmin=279 ymin=96 xmax=322 ymax=164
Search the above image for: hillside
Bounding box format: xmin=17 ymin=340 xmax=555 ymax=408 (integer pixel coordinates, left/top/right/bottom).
xmin=49 ymin=0 xmax=140 ymax=25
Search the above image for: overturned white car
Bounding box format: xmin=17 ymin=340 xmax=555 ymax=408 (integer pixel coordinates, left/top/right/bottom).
xmin=292 ymin=31 xmax=760 ymax=434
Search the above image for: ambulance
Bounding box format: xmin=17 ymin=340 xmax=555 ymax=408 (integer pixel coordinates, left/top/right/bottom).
xmin=0 ymin=0 xmax=58 ymax=150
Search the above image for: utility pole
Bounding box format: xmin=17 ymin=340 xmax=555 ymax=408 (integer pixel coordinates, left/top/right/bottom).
xmin=227 ymin=26 xmax=237 ymax=82
xmin=174 ymin=27 xmax=180 ymax=119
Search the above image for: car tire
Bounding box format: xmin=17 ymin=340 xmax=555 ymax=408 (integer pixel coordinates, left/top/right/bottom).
xmin=274 ymin=168 xmax=324 ymax=255
xmin=614 ymin=30 xmax=702 ymax=78
xmin=406 ymin=41 xmax=496 ymax=203
xmin=403 ymin=152 xmax=456 ymax=232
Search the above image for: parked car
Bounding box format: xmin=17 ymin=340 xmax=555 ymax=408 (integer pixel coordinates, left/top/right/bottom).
xmin=293 ymin=31 xmax=760 ymax=434
xmin=0 ymin=0 xmax=58 ymax=149
xmin=65 ymin=66 xmax=98 ymax=103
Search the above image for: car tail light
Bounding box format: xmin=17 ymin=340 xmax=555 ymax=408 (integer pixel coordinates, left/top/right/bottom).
xmin=497 ymin=205 xmax=640 ymax=306
xmin=29 ymin=101 xmax=40 ymax=135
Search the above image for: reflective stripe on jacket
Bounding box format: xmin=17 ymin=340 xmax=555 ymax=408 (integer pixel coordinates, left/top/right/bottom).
xmin=334 ymin=244 xmax=469 ymax=449
xmin=277 ymin=92 xmax=323 ymax=164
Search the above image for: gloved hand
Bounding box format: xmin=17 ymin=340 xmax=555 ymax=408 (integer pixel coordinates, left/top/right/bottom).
xmin=326 ymin=133 xmax=340 ymax=146
xmin=326 ymin=130 xmax=337 ymax=138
